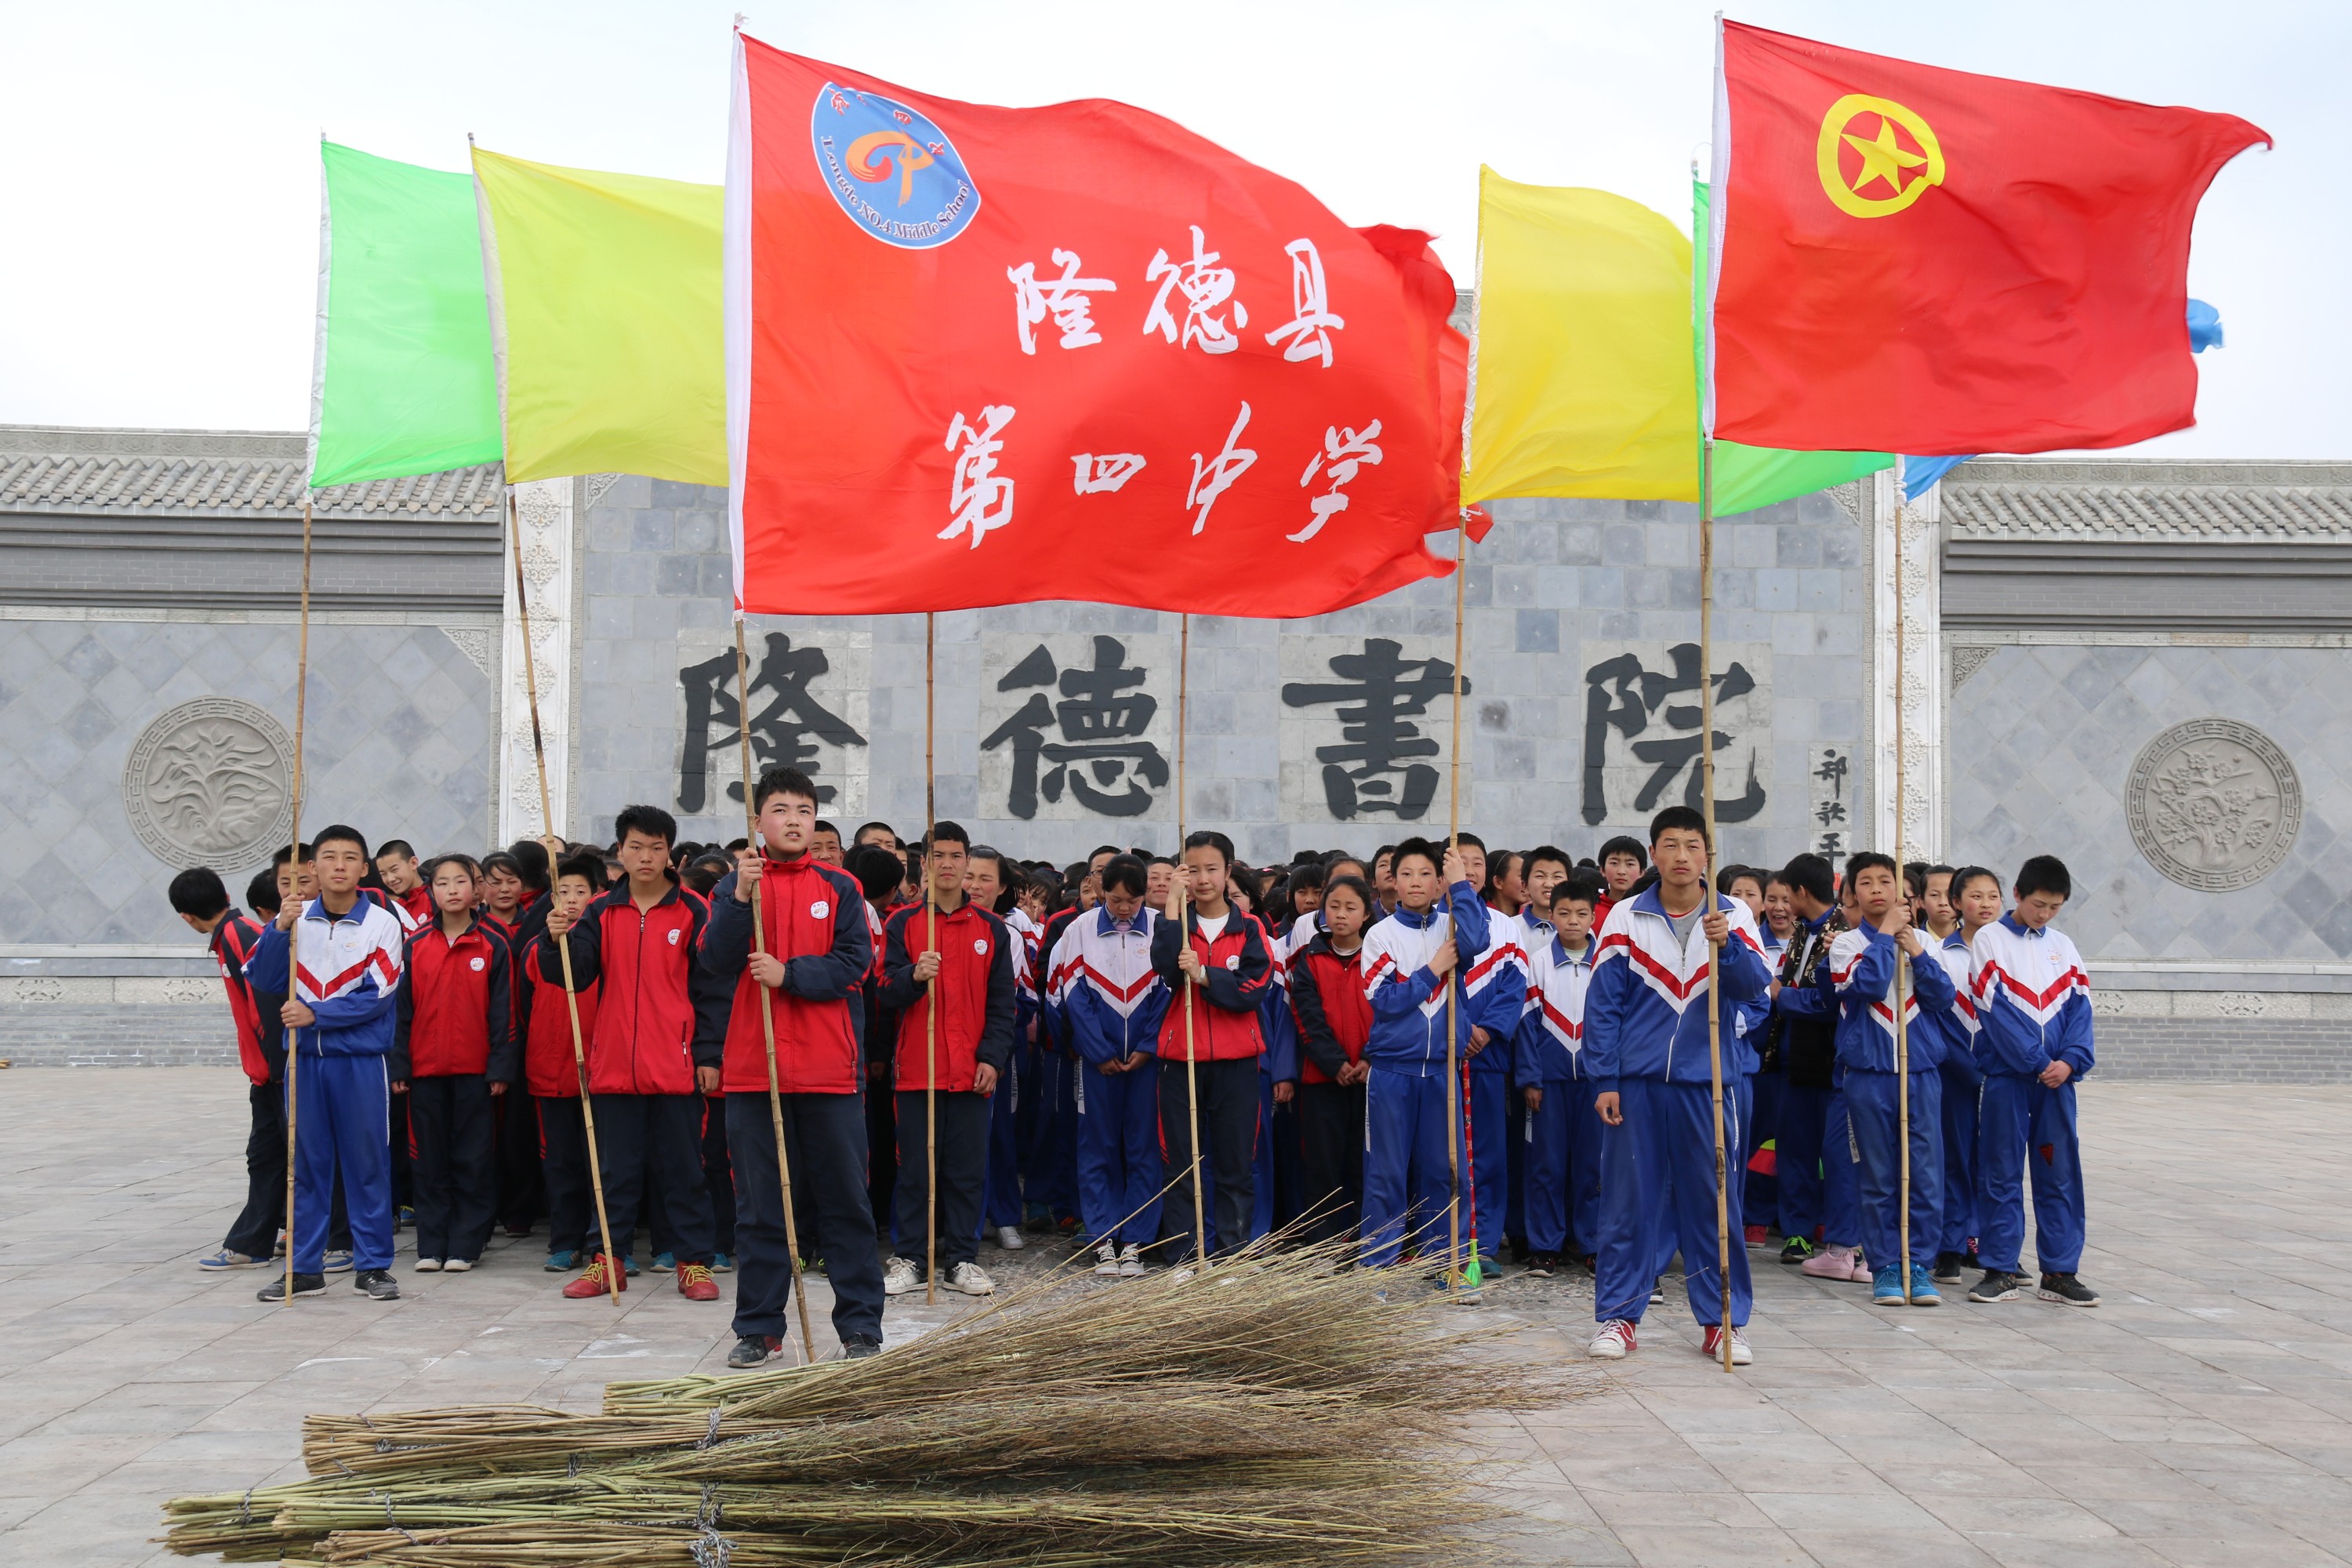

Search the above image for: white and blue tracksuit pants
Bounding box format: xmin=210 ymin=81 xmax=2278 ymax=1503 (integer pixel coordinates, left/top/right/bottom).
xmin=1360 ymin=1065 xmax=1465 ymax=1269
xmin=1523 ymin=1078 xmax=1602 ymax=1258
xmin=1595 ymin=1079 xmax=1751 ymax=1328
xmin=1845 ymin=1068 xmax=1944 ymax=1277
xmin=1977 ymin=1073 xmax=2086 ymax=1275
xmin=290 ymin=1052 xmax=395 ymax=1275
xmin=981 ymin=1049 xmax=1025 ymax=1230
xmin=1463 ymin=1066 xmax=1508 ymax=1260
xmin=1075 ymin=1057 xmax=1163 ymax=1251
xmin=1776 ymin=1082 xmax=1862 ymax=1250
xmin=1937 ymin=1058 xmax=1981 ymax=1255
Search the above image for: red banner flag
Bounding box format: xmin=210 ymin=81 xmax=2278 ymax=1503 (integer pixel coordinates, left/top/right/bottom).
xmin=1707 ymin=21 xmax=2268 ymax=456
xmin=726 ymin=34 xmax=1465 ymax=616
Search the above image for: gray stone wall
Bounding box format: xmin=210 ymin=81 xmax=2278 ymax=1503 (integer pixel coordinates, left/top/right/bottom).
xmin=1947 ymin=642 xmax=2352 ymax=963
xmin=575 ymin=478 xmax=1872 ymax=870
xmin=0 ymin=615 xmax=497 ymax=942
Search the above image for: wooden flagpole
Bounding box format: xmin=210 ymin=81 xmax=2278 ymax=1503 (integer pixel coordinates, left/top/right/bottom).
xmin=1444 ymin=518 xmax=1467 ymax=1296
xmin=924 ymin=612 xmax=938 ymax=1306
xmin=1174 ymin=613 xmax=1205 ymax=1266
xmin=1700 ymin=441 xmax=1736 ymax=1374
xmin=735 ymin=616 xmax=819 ymax=1363
xmin=280 ymin=499 xmax=311 ymax=1307
xmin=1895 ymin=484 xmax=1914 ymax=1304
xmin=508 ymin=491 xmax=620 ymax=1305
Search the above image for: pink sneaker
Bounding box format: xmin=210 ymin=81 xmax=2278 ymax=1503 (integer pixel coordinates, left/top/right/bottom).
xmin=1846 ymin=1252 xmax=1873 ymax=1282
xmin=1801 ymin=1245 xmax=1860 ymax=1280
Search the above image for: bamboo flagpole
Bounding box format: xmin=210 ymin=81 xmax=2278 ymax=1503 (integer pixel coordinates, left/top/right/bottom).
xmin=509 ymin=491 xmax=621 ymax=1305
xmin=1174 ymin=613 xmax=1206 ymax=1266
xmin=1443 ymin=518 xmax=1467 ymax=1297
xmin=279 ymin=499 xmax=311 ymax=1308
xmin=1894 ymin=481 xmax=1915 ymax=1304
xmin=735 ymin=616 xmax=819 ymax=1363
xmin=924 ymin=612 xmax=938 ymax=1307
xmin=1699 ymin=441 xmax=1736 ymax=1375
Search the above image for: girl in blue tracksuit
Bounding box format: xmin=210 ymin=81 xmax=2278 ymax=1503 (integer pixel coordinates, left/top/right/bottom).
xmin=1356 ymin=838 xmax=1489 ymax=1272
xmin=1047 ymin=857 xmax=1170 ymax=1274
xmin=1514 ymin=877 xmax=1605 ymax=1270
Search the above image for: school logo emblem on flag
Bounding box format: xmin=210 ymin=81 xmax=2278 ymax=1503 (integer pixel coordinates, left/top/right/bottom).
xmin=1816 ymin=96 xmax=1944 ymax=218
xmin=811 ymin=84 xmax=980 ymax=249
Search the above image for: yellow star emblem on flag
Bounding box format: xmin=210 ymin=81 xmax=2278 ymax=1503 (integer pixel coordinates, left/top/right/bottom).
xmin=1816 ymin=94 xmax=1945 ymax=218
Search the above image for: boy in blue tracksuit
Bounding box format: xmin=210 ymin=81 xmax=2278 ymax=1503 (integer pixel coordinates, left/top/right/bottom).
xmin=1356 ymin=837 xmax=1488 ymax=1275
xmin=1965 ymin=855 xmax=2099 ymax=1308
xmin=242 ymin=823 xmax=405 ymax=1304
xmin=1932 ymin=866 xmax=2005 ymax=1281
xmin=1584 ymin=808 xmax=1773 ymax=1365
xmin=1047 ymin=855 xmax=1170 ymax=1274
xmin=1825 ymin=852 xmax=1955 ymax=1308
xmin=1770 ymin=854 xmax=1868 ymax=1282
xmin=1514 ymin=874 xmax=1605 ymax=1273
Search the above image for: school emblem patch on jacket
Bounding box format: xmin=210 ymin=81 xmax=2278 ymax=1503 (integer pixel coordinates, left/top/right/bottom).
xmin=811 ymin=899 xmax=830 ymax=919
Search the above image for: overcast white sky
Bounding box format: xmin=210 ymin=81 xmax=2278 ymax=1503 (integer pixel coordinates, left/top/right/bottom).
xmin=0 ymin=1 xmax=2332 ymax=457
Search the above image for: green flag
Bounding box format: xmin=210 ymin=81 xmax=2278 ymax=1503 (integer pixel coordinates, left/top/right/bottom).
xmin=307 ymin=143 xmax=501 ymax=488
xmin=1697 ymin=180 xmax=1892 ymax=513
xmin=473 ymin=147 xmax=724 ymax=487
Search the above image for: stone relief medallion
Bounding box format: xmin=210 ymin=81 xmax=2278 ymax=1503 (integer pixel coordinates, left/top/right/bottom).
xmin=122 ymin=699 xmax=296 ymax=869
xmin=2125 ymin=718 xmax=2300 ymax=893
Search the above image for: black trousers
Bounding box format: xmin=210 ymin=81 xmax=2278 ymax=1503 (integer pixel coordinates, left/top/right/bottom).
xmin=539 ymin=1095 xmax=593 ymax=1254
xmin=866 ymin=1076 xmax=898 ymax=1233
xmin=1298 ymin=1080 xmax=1367 ymax=1247
xmin=229 ymin=1080 xmax=350 ymax=1258
xmin=728 ymin=1091 xmax=884 ymax=1345
xmin=408 ymin=1076 xmax=498 ymax=1264
xmin=893 ymin=1089 xmax=991 ymax=1276
xmin=495 ymin=1087 xmax=544 ymax=1231
xmin=702 ymin=1095 xmax=737 ymax=1254
xmin=1160 ymin=1057 xmax=1259 ymax=1261
xmin=590 ymin=1092 xmax=714 ymax=1265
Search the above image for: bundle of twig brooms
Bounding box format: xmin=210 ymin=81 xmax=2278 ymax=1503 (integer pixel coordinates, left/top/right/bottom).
xmin=162 ymin=1234 xmax=1574 ymax=1566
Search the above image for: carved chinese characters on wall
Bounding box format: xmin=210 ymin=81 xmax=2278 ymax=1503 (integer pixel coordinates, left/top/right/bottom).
xmin=1577 ymin=641 xmax=1773 ymax=829
xmin=123 ymin=699 xmax=296 ymax=869
xmin=979 ymin=633 xmax=1174 ymax=820
xmin=1279 ymin=636 xmax=1468 ymax=825
xmin=2127 ymin=718 xmax=2300 ymax=892
xmin=676 ymin=630 xmax=872 ymax=817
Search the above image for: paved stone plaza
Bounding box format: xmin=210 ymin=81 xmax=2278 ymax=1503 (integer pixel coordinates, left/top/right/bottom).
xmin=4 ymin=1069 xmax=2350 ymax=1567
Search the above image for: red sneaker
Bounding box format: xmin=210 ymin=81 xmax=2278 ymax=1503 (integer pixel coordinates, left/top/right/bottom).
xmin=562 ymin=1254 xmax=626 ymax=1299
xmin=1700 ymin=1325 xmax=1754 ymax=1366
xmin=677 ymin=1262 xmax=720 ymax=1301
xmin=1744 ymin=1225 xmax=1767 ymax=1245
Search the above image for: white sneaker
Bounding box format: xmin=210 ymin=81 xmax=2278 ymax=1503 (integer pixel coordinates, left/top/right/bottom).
xmin=994 ymin=1225 xmax=1028 ymax=1251
xmin=414 ymin=1258 xmax=444 ymax=1272
xmin=1702 ymin=1325 xmax=1754 ymax=1366
xmin=1588 ymin=1318 xmax=1638 ymax=1359
xmin=881 ymin=1255 xmax=921 ymax=1297
xmin=441 ymin=1258 xmax=472 ymax=1273
xmin=946 ymin=1261 xmax=996 ymax=1296
xmin=1117 ymin=1245 xmax=1146 ymax=1279
xmin=1092 ymin=1243 xmax=1122 ymax=1277
xmin=1171 ymin=1266 xmax=1198 ymax=1284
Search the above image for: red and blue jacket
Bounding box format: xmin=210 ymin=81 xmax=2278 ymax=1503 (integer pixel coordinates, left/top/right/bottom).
xmin=1357 ymin=880 xmax=1490 ymax=1077
xmin=1287 ymin=931 xmax=1370 ymax=1085
xmin=1048 ymin=905 xmax=1170 ymax=1065
xmin=700 ymin=854 xmax=872 ymax=1094
xmin=245 ymin=897 xmax=407 ymax=1059
xmin=209 ymin=909 xmax=278 ymax=1086
xmin=539 ymin=880 xmax=726 ymax=1096
xmin=881 ymin=898 xmax=1017 ymax=1091
xmin=1967 ymin=914 xmax=2095 ymax=1080
xmin=1825 ymin=923 xmax=1955 ymax=1075
xmin=1149 ymin=905 xmax=1271 ymax=1063
xmin=1582 ymin=886 xmax=1773 ymax=1091
xmin=518 ymin=940 xmax=600 ymax=1098
xmin=393 ymin=916 xmax=519 ymax=1083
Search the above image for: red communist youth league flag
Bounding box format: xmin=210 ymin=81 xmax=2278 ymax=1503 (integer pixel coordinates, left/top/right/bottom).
xmin=1708 ymin=21 xmax=2268 ymax=456
xmin=726 ymin=34 xmax=1466 ymax=615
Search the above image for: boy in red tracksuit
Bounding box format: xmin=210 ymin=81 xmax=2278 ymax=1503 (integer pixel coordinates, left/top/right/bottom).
xmin=541 ymin=804 xmax=727 ymax=1303
xmin=173 ymin=867 xmax=287 ymax=1271
xmin=1149 ymin=829 xmax=1272 ymax=1262
xmin=520 ymin=853 xmax=604 ymax=1272
xmin=391 ymin=854 xmax=520 ymax=1272
xmin=880 ymin=821 xmax=1018 ymax=1298
xmin=700 ymin=765 xmax=885 ymax=1368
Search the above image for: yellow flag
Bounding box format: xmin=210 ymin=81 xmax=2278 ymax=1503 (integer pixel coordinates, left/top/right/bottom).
xmin=1465 ymin=169 xmax=1698 ymax=504
xmin=473 ymin=147 xmax=724 ymax=485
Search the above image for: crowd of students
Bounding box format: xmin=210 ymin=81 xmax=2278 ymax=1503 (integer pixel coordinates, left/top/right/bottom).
xmin=166 ymin=768 xmax=2097 ymax=1370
